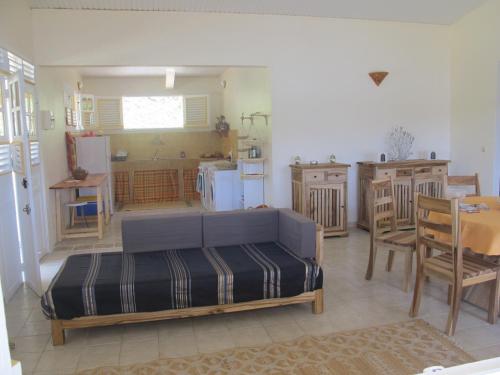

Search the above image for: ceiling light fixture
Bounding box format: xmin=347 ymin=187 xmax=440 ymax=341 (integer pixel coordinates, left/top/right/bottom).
xmin=165 ymin=69 xmax=175 ymax=89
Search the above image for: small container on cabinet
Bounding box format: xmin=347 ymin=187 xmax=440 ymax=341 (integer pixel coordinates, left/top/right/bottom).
xmin=290 ymin=163 xmax=350 ymax=237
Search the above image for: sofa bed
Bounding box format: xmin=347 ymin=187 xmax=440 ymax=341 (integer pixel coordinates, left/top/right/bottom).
xmin=42 ymin=208 xmax=324 ymax=345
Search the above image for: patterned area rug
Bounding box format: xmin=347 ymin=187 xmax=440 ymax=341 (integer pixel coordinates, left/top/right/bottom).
xmin=77 ymin=319 xmax=474 ymax=375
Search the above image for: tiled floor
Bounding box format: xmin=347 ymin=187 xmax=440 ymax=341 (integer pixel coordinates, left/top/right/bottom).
xmin=5 ymin=211 xmax=500 ymax=374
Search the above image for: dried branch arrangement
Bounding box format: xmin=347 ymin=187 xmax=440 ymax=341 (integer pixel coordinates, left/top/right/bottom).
xmin=387 ymin=126 xmax=415 ymax=161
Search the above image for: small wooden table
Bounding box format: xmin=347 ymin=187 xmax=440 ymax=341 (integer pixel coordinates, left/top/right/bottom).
xmin=50 ymin=174 xmax=111 ymax=241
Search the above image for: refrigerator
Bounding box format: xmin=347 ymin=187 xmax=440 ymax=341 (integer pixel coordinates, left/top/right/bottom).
xmin=75 ymin=136 xmax=114 ymax=214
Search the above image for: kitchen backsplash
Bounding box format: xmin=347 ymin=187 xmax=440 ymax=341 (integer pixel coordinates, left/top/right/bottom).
xmin=109 ymin=130 xmax=238 ymax=161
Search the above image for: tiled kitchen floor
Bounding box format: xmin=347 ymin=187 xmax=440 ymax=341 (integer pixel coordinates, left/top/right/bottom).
xmin=5 ymin=212 xmax=500 ymax=374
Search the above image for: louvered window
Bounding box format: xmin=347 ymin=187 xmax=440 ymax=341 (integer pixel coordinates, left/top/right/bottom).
xmin=184 ymin=95 xmax=208 ymax=128
xmin=30 ymin=141 xmax=40 ymax=166
xmin=0 ymin=48 xmax=36 ymax=83
xmin=96 ymin=97 xmax=123 ymax=129
xmin=0 ymin=144 xmax=11 ymax=175
xmin=11 ymin=142 xmax=23 ymax=173
xmin=0 ymin=80 xmax=6 ymax=138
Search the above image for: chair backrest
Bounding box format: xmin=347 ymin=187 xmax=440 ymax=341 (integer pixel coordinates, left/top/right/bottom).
xmin=415 ymin=193 xmax=462 ymax=279
xmin=368 ymin=178 xmax=397 ymax=236
xmin=444 ymin=173 xmax=481 ymax=197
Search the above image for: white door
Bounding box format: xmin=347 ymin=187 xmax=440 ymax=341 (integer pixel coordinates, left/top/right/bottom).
xmin=0 ymin=76 xmax=23 ymax=301
xmin=8 ymin=71 xmax=42 ymax=296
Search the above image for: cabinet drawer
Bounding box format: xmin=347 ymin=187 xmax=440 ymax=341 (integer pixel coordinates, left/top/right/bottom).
xmin=415 ymin=166 xmax=432 ymax=175
xmin=375 ymin=169 xmax=396 ymax=179
xmin=432 ymin=166 xmax=447 ymax=175
xmin=304 ymin=171 xmax=326 ymax=183
xmin=326 ymin=170 xmax=347 ymax=183
xmin=396 ymin=168 xmax=413 ymax=177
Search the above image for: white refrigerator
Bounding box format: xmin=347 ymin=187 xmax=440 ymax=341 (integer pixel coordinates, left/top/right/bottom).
xmin=75 ymin=136 xmax=114 ymax=214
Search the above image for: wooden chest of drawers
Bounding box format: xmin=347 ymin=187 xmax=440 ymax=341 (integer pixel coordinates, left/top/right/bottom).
xmin=291 ymin=163 xmax=350 ymax=237
xmin=357 ymin=159 xmax=449 ymax=230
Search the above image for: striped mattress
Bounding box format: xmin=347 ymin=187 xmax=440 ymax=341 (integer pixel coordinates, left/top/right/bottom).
xmin=41 ymin=242 xmax=322 ymax=320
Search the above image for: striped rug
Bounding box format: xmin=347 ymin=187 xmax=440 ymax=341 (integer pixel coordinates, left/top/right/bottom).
xmin=76 ymin=319 xmax=474 ymax=375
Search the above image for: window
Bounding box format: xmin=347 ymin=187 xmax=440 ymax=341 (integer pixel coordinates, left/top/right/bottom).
xmin=122 ymin=96 xmax=184 ymax=130
xmin=0 ymin=80 xmax=5 ymax=138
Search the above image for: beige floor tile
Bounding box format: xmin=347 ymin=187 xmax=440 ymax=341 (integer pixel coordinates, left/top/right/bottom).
xmin=196 ymin=329 xmax=236 ymax=354
xmin=45 ymin=328 xmax=88 ymax=351
xmin=123 ymin=322 xmax=159 ymax=342
xmin=120 ymin=337 xmax=159 ymax=366
xmin=229 ymin=325 xmax=272 ymax=347
xmin=36 ymin=347 xmax=80 ymax=373
xmin=87 ymin=326 xmax=123 ymax=346
xmin=453 ymin=324 xmax=500 ymax=351
xmin=11 ymin=334 xmax=50 ymax=353
xmin=193 ymin=315 xmax=230 ymax=335
xmin=158 ymin=318 xmax=194 ymax=337
xmin=468 ymin=344 xmax=500 ymax=361
xmin=265 ymin=323 xmax=305 ymax=342
xmin=18 ymin=321 xmax=52 ymax=337
xmin=77 ymin=342 xmax=121 ymax=370
xmin=10 ymin=351 xmax=41 ymax=373
xmin=159 ymin=333 xmax=198 ymax=358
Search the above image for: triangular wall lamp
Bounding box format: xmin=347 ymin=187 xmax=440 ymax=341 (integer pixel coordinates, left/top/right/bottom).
xmin=369 ymin=71 xmax=389 ymax=87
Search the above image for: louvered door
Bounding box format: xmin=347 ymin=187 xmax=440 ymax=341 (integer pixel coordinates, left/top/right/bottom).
xmin=307 ymin=183 xmax=345 ymax=232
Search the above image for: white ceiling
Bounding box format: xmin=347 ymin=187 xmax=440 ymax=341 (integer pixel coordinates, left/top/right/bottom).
xmin=75 ymin=66 xmax=228 ymax=78
xmin=29 ymin=0 xmax=487 ymax=25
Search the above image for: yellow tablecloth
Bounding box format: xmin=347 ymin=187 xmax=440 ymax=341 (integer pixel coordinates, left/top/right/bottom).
xmin=430 ymin=196 xmax=500 ymax=256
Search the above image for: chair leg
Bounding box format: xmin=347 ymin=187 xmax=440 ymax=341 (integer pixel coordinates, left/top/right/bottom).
xmin=365 ymin=242 xmax=377 ymax=280
xmin=447 ymin=285 xmax=453 ymax=305
xmin=410 ymin=265 xmax=424 ymax=317
xmin=446 ymin=281 xmax=462 ymax=336
xmin=386 ymin=250 xmax=395 ymax=272
xmin=402 ymin=251 xmax=413 ymax=293
xmin=425 ymin=247 xmax=432 ymax=282
xmin=488 ymin=272 xmax=500 ymax=324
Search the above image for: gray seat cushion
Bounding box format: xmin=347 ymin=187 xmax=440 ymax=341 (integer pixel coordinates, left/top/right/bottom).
xmin=278 ymin=208 xmax=316 ymax=259
xmin=203 ymin=209 xmax=279 ymax=247
xmin=122 ymin=212 xmax=203 ymax=253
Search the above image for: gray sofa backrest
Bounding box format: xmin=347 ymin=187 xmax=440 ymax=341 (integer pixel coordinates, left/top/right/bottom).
xmin=278 ymin=208 xmax=316 ymax=259
xmin=203 ymin=208 xmax=279 ymax=247
xmin=122 ymin=212 xmax=203 ymax=253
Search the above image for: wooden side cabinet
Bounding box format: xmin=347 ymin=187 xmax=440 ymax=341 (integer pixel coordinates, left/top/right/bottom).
xmin=357 ymin=159 xmax=449 ymax=230
xmin=290 ymin=163 xmax=350 ymax=237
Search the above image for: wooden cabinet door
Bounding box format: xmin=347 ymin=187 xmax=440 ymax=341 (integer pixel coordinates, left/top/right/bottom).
xmin=306 ymin=183 xmax=345 ymax=231
xmin=393 ymin=177 xmax=413 ymax=227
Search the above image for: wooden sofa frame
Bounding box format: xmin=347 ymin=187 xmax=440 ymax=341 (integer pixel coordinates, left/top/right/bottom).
xmin=51 ymin=225 xmax=325 ymax=345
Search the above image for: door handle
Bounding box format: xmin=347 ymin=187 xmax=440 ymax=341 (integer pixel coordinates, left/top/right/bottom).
xmin=22 ymin=177 xmax=29 ymax=189
xmin=23 ymin=204 xmax=31 ymax=215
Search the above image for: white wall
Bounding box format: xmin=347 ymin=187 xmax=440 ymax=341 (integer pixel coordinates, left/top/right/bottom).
xmin=32 ymin=10 xmax=451 ymax=220
xmin=220 ymin=67 xmax=273 ymax=203
xmin=450 ymin=0 xmax=500 ymax=195
xmin=0 ymin=0 xmax=33 ymax=60
xmin=37 ymin=67 xmax=82 ymax=249
xmin=82 ymin=75 xmax=223 ymax=130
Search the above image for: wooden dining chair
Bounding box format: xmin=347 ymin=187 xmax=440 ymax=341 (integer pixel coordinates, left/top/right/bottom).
xmin=409 ymin=194 xmax=500 ymax=336
xmin=365 ymin=178 xmax=416 ymax=292
xmin=444 ymin=173 xmax=481 ymax=197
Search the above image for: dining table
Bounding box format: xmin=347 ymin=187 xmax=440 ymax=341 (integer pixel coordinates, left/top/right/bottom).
xmin=49 ymin=173 xmax=111 ymax=241
xmin=430 ymin=196 xmax=500 ymax=310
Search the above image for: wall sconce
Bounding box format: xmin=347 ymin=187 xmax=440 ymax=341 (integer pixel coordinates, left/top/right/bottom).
xmin=369 ymin=71 xmax=389 ymax=86
xmin=165 ymin=69 xmax=175 ymax=89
